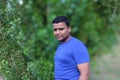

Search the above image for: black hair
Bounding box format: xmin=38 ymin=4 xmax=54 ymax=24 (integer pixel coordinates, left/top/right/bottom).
xmin=52 ymin=16 xmax=70 ymax=27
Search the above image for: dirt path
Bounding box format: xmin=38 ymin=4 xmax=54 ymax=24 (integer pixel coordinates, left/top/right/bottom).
xmin=90 ymin=35 xmax=120 ymax=80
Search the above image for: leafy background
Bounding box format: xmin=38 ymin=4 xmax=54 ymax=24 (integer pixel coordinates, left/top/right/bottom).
xmin=0 ymin=0 xmax=120 ymax=80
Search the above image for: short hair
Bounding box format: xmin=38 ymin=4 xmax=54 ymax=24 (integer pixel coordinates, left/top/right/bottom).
xmin=52 ymin=16 xmax=70 ymax=27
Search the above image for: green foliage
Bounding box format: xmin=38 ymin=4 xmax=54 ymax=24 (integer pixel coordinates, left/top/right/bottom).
xmin=0 ymin=0 xmax=34 ymax=80
xmin=0 ymin=0 xmax=120 ymax=79
xmin=27 ymin=58 xmax=54 ymax=80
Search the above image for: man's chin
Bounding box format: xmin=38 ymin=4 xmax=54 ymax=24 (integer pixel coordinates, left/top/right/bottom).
xmin=56 ymin=37 xmax=66 ymax=42
xmin=57 ymin=38 xmax=62 ymax=41
xmin=57 ymin=39 xmax=62 ymax=41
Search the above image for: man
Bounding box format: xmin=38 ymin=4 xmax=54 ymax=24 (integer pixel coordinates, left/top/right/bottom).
xmin=52 ymin=16 xmax=90 ymax=80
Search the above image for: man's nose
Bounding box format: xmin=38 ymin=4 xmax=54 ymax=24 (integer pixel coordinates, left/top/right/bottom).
xmin=56 ymin=30 xmax=60 ymax=34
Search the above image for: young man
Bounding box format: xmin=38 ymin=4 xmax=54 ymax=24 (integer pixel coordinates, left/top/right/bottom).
xmin=52 ymin=16 xmax=90 ymax=80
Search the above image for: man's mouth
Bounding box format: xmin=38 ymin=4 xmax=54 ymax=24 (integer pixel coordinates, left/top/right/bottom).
xmin=57 ymin=36 xmax=61 ymax=38
xmin=56 ymin=35 xmax=62 ymax=39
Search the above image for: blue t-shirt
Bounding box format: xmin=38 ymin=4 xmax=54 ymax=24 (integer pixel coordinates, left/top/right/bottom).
xmin=54 ymin=37 xmax=90 ymax=80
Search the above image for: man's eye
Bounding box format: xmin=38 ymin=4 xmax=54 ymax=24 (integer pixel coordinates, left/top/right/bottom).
xmin=53 ymin=29 xmax=57 ymax=31
xmin=59 ymin=28 xmax=64 ymax=30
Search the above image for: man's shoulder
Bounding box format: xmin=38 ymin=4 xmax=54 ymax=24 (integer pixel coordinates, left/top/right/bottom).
xmin=72 ymin=37 xmax=83 ymax=44
xmin=72 ymin=37 xmax=87 ymax=48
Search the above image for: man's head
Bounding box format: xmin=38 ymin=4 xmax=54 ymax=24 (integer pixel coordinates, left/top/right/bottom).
xmin=52 ymin=16 xmax=70 ymax=27
xmin=52 ymin=16 xmax=71 ymax=42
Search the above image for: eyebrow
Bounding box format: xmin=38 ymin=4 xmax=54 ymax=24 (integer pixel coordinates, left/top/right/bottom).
xmin=53 ymin=28 xmax=64 ymax=31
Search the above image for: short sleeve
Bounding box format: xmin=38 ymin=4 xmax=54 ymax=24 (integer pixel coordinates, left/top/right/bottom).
xmin=73 ymin=42 xmax=90 ymax=64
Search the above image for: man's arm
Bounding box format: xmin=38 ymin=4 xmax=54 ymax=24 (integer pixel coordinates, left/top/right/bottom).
xmin=77 ymin=62 xmax=90 ymax=80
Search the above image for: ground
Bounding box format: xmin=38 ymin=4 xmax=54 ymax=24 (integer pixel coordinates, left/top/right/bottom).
xmin=90 ymin=35 xmax=120 ymax=80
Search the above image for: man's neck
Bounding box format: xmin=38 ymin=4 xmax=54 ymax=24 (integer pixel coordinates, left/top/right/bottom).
xmin=60 ymin=35 xmax=71 ymax=44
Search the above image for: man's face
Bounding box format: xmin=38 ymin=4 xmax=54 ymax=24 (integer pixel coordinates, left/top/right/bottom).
xmin=53 ymin=22 xmax=71 ymax=42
